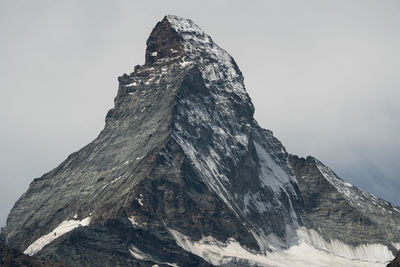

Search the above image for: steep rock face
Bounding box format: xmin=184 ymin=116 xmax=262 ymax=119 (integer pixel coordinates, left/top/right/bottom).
xmin=2 ymin=15 xmax=400 ymax=266
xmin=145 ymin=18 xmax=185 ymax=65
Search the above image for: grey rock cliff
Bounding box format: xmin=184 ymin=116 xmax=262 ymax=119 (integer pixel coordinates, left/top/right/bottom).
xmin=2 ymin=15 xmax=400 ymax=266
xmin=290 ymin=155 xmax=400 ymax=254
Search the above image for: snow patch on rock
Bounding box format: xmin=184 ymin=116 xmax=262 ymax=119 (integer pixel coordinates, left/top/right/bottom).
xmin=129 ymin=245 xmax=179 ymax=267
xmin=296 ymin=227 xmax=394 ymax=263
xmin=128 ymin=216 xmax=140 ymax=227
xmin=100 ymin=176 xmax=122 ymax=190
xmin=254 ymin=141 xmax=293 ymax=194
xmin=138 ymin=194 xmax=144 ymax=206
xmin=24 ymin=217 xmax=91 ymax=256
xmin=129 ymin=246 xmax=146 ymax=260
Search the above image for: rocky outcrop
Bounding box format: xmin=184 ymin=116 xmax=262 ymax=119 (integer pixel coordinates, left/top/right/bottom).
xmin=387 ymin=250 xmax=400 ymax=267
xmin=2 ymin=15 xmax=400 ymax=266
xmin=0 ymin=244 xmax=66 ymax=267
xmin=145 ymin=17 xmax=185 ymax=65
xmin=289 ymin=155 xmax=400 ymax=254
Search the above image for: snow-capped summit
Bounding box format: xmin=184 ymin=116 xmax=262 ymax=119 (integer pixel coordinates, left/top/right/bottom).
xmin=1 ymin=15 xmax=399 ymax=267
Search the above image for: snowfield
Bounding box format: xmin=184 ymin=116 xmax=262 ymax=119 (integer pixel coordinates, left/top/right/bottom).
xmin=24 ymin=217 xmax=91 ymax=256
xmin=168 ymin=227 xmax=394 ymax=267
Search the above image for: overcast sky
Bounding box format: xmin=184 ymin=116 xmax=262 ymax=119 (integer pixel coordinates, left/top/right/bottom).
xmin=1 ymin=0 xmax=399 ymax=227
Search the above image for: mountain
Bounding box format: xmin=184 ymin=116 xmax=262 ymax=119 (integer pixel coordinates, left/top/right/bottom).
xmin=1 ymin=15 xmax=400 ymax=267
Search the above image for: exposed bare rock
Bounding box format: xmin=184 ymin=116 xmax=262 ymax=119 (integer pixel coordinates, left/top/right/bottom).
xmin=0 ymin=244 xmax=66 ymax=267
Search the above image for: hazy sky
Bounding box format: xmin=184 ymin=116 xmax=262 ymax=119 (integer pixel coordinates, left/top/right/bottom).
xmin=1 ymin=1 xmax=399 ymax=227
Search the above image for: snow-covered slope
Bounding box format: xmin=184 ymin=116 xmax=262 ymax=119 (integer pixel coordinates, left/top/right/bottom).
xmin=169 ymin=227 xmax=393 ymax=267
xmin=24 ymin=217 xmax=91 ymax=256
xmin=2 ymin=15 xmax=400 ymax=267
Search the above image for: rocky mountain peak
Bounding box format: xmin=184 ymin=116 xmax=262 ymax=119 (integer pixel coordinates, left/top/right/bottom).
xmin=145 ymin=15 xmax=248 ymax=99
xmin=2 ymin=15 xmax=400 ymax=267
xmin=145 ymin=16 xmax=185 ymax=65
xmin=144 ymin=15 xmax=211 ymax=65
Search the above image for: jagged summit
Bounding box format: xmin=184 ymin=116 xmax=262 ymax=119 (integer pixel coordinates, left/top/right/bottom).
xmin=2 ymin=15 xmax=400 ymax=267
xmin=144 ymin=15 xmax=248 ymax=98
xmin=145 ymin=15 xmax=207 ymax=62
xmin=145 ymin=16 xmax=185 ymax=65
xmin=145 ymin=15 xmax=214 ymax=64
xmin=165 ymin=15 xmax=204 ymax=34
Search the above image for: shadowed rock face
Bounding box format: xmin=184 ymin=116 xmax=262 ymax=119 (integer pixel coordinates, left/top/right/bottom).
xmin=145 ymin=17 xmax=185 ymax=65
xmin=387 ymin=250 xmax=400 ymax=267
xmin=1 ymin=15 xmax=400 ymax=266
xmin=0 ymin=244 xmax=66 ymax=267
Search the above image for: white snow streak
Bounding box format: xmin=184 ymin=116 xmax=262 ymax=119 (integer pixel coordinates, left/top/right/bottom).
xmin=129 ymin=246 xmax=145 ymax=260
xmin=129 ymin=245 xmax=179 ymax=266
xmin=126 ymin=82 xmax=137 ymax=87
xmin=128 ymin=216 xmax=141 ymax=227
xmin=100 ymin=176 xmax=122 ymax=190
xmin=138 ymin=194 xmax=144 ymax=206
xmin=24 ymin=217 xmax=91 ymax=256
xmin=344 ymin=182 xmax=353 ymax=187
xmin=254 ymin=142 xmax=292 ymax=193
